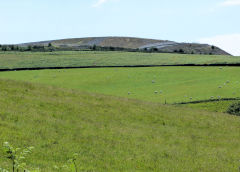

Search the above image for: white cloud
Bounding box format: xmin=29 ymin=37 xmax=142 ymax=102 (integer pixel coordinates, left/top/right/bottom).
xmin=219 ymin=0 xmax=240 ymax=7
xmin=198 ymin=34 xmax=240 ymax=56
xmin=92 ymin=0 xmax=109 ymax=7
xmin=92 ymin=0 xmax=119 ymax=8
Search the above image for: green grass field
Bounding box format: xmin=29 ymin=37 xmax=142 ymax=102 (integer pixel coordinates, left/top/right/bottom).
xmin=1 ymin=79 xmax=240 ymax=171
xmin=0 ymin=51 xmax=240 ymax=69
xmin=0 ymin=67 xmax=240 ymax=104
xmin=1 ymin=51 xmax=240 ymax=171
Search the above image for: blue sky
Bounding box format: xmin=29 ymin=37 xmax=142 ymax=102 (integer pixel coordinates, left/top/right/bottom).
xmin=1 ymin=0 xmax=240 ymax=55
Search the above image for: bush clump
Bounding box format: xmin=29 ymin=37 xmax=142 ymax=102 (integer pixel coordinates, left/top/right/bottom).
xmin=227 ymin=102 xmax=240 ymax=116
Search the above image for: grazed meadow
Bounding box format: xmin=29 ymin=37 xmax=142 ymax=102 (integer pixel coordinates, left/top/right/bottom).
xmin=0 ymin=79 xmax=240 ymax=171
xmin=0 ymin=51 xmax=239 ymax=69
xmin=1 ymin=51 xmax=240 ymax=171
xmin=0 ymin=66 xmax=240 ymax=104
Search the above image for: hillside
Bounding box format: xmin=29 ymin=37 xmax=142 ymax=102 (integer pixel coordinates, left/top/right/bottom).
xmin=19 ymin=37 xmax=231 ymax=55
xmin=1 ymin=67 xmax=240 ymax=104
xmin=0 ymin=51 xmax=239 ymax=71
xmin=0 ymin=79 xmax=240 ymax=171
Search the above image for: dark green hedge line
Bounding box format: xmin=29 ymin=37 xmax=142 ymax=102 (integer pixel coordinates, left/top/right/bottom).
xmin=174 ymin=97 xmax=240 ymax=105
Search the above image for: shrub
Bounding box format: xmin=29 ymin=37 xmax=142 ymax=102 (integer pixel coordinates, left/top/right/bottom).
xmin=27 ymin=45 xmax=32 ymax=51
xmin=1 ymin=46 xmax=9 ymax=51
xmin=179 ymin=49 xmax=184 ymax=53
xmin=227 ymin=102 xmax=240 ymax=116
xmin=109 ymin=46 xmax=115 ymax=51
xmin=2 ymin=142 xmax=36 ymax=172
xmin=92 ymin=44 xmax=97 ymax=50
xmin=153 ymin=48 xmax=158 ymax=52
xmin=9 ymin=45 xmax=16 ymax=51
xmin=149 ymin=47 xmax=158 ymax=52
xmin=1 ymin=142 xmax=78 ymax=171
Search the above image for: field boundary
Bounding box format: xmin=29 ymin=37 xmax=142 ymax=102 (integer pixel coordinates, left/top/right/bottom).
xmin=175 ymin=97 xmax=240 ymax=105
xmin=1 ymin=63 xmax=240 ymax=72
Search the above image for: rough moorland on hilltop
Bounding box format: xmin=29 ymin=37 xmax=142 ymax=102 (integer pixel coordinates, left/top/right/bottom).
xmin=18 ymin=36 xmax=231 ymax=55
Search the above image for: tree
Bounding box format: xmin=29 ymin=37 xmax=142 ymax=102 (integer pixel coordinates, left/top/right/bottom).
xmin=150 ymin=47 xmax=155 ymax=52
xmin=153 ymin=48 xmax=158 ymax=52
xmin=2 ymin=46 xmax=8 ymax=51
xmin=179 ymin=49 xmax=184 ymax=53
xmin=10 ymin=45 xmax=15 ymax=51
xmin=48 ymin=43 xmax=52 ymax=47
xmin=92 ymin=44 xmax=97 ymax=51
xmin=109 ymin=46 xmax=115 ymax=51
xmin=27 ymin=45 xmax=32 ymax=51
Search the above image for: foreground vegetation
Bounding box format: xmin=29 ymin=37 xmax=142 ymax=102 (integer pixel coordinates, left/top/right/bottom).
xmin=0 ymin=79 xmax=240 ymax=171
xmin=0 ymin=67 xmax=240 ymax=104
xmin=0 ymin=51 xmax=239 ymax=69
xmin=1 ymin=141 xmax=77 ymax=172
